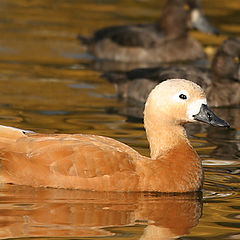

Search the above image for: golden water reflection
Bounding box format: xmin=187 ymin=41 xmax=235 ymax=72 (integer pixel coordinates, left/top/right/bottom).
xmin=0 ymin=185 xmax=202 ymax=239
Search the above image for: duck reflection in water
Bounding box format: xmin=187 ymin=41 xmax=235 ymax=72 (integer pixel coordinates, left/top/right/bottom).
xmin=0 ymin=185 xmax=202 ymax=239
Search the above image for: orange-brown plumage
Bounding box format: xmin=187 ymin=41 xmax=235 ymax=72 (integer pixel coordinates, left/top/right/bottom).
xmin=0 ymin=79 xmax=229 ymax=192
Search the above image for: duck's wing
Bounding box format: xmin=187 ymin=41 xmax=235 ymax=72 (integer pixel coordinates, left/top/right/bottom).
xmin=126 ymin=65 xmax=210 ymax=84
xmin=102 ymin=67 xmax=167 ymax=85
xmin=127 ymin=67 xmax=167 ymax=81
xmin=104 ymin=66 xmax=195 ymax=84
xmin=94 ymin=24 xmax=161 ymax=48
xmin=0 ymin=129 xmax=140 ymax=191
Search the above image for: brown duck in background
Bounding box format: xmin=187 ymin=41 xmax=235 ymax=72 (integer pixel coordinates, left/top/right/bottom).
xmin=104 ymin=37 xmax=240 ymax=107
xmin=78 ymin=0 xmax=219 ymax=64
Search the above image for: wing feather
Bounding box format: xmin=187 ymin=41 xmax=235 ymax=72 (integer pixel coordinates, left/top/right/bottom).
xmin=94 ymin=24 xmax=160 ymax=48
xmin=0 ymin=133 xmax=138 ymax=190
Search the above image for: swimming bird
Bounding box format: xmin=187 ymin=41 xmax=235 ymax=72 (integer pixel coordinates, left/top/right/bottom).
xmin=78 ymin=0 xmax=219 ymax=63
xmin=104 ymin=37 xmax=240 ymax=107
xmin=0 ymin=79 xmax=229 ymax=192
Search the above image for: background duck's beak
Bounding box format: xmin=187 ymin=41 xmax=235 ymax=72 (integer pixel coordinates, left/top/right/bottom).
xmin=193 ymin=104 xmax=230 ymax=128
xmin=191 ymin=9 xmax=220 ymax=35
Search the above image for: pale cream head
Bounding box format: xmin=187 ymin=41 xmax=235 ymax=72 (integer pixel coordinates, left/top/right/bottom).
xmin=144 ymin=79 xmax=207 ymax=125
xmin=143 ymin=79 xmax=207 ymax=159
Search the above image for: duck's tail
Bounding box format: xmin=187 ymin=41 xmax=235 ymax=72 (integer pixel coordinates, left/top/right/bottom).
xmin=0 ymin=125 xmax=34 ymax=145
xmin=77 ymin=34 xmax=92 ymax=46
xmin=0 ymin=125 xmax=36 ymax=184
xmin=101 ymin=72 xmax=127 ymax=84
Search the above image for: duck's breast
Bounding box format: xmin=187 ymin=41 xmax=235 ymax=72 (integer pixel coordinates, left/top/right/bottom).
xmin=136 ymin=141 xmax=203 ymax=192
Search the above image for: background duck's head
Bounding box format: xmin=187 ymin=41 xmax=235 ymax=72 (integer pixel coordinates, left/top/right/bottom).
xmin=212 ymin=37 xmax=240 ymax=81
xmin=160 ymin=0 xmax=219 ymax=38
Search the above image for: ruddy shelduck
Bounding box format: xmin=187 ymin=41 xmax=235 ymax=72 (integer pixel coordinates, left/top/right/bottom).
xmin=0 ymin=79 xmax=229 ymax=192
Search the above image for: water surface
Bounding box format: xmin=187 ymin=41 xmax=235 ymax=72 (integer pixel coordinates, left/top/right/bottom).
xmin=0 ymin=0 xmax=239 ymax=239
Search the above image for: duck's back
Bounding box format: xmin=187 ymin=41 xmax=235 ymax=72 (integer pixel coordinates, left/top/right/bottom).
xmin=0 ymin=127 xmax=140 ymax=191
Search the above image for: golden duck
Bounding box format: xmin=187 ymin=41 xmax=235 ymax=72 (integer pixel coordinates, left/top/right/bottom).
xmin=0 ymin=79 xmax=229 ymax=192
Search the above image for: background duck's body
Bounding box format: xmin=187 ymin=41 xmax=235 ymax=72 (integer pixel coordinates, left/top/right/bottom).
xmin=79 ymin=0 xmax=218 ymax=63
xmin=105 ymin=37 xmax=240 ymax=107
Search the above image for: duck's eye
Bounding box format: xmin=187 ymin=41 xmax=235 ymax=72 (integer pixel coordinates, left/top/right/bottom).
xmin=234 ymin=57 xmax=239 ymax=64
xmin=179 ymin=94 xmax=187 ymax=100
xmin=175 ymin=90 xmax=189 ymax=102
xmin=183 ymin=4 xmax=190 ymax=11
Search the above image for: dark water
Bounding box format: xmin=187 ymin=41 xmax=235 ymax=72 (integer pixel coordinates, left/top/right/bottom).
xmin=0 ymin=0 xmax=239 ymax=239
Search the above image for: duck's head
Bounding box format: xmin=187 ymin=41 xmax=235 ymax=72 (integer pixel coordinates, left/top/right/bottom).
xmin=144 ymin=79 xmax=229 ymax=128
xmin=212 ymin=37 xmax=240 ymax=81
xmin=160 ymin=0 xmax=219 ymax=37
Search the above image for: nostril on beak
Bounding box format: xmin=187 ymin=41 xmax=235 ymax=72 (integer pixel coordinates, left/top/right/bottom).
xmin=193 ymin=104 xmax=230 ymax=128
xmin=207 ymin=112 xmax=212 ymax=122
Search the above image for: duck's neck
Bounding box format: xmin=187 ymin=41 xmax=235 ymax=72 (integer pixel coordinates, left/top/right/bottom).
xmin=144 ymin=114 xmax=189 ymax=160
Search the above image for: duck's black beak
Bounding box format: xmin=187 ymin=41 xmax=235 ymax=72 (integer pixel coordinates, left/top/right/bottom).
xmin=191 ymin=9 xmax=220 ymax=35
xmin=193 ymin=104 xmax=230 ymax=128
